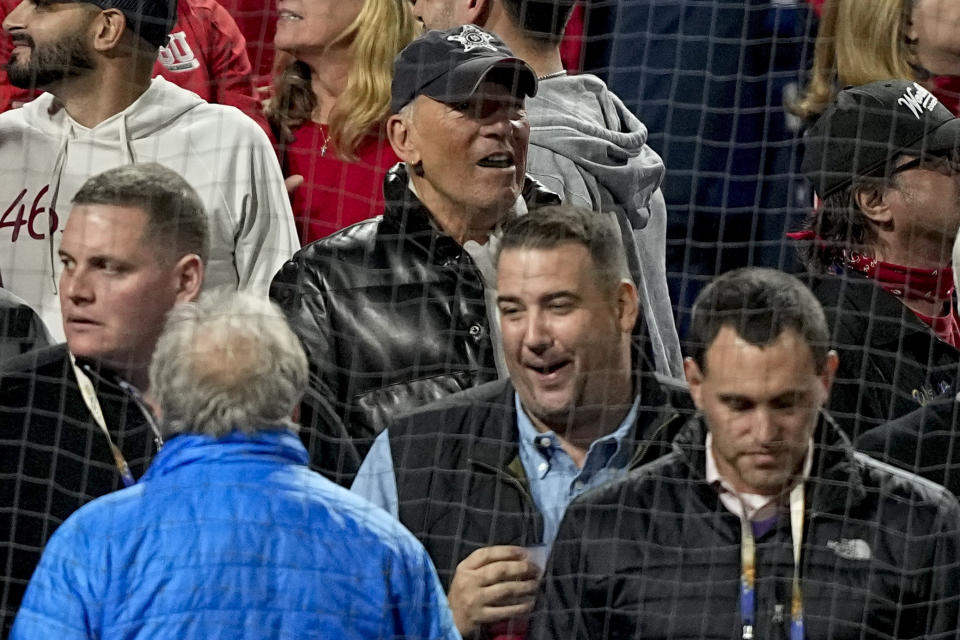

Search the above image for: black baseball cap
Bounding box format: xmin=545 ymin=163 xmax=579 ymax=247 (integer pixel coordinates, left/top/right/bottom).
xmin=81 ymin=0 xmax=177 ymax=48
xmin=803 ymin=79 xmax=960 ymax=198
xmin=390 ymin=25 xmax=538 ymax=114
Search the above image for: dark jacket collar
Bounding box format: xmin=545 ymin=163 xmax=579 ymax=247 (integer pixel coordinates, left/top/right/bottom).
xmin=671 ymin=411 xmax=867 ymax=514
xmin=809 ymin=270 xmax=942 ymax=346
xmin=72 ymin=353 xmax=132 ymax=394
xmin=380 ymin=162 xmax=560 ymax=261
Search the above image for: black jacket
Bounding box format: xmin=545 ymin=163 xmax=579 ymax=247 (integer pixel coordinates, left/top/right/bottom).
xmin=0 ymin=289 xmax=50 ymax=365
xmin=387 ymin=375 xmax=683 ymax=590
xmin=270 ymin=163 xmax=559 ymax=483
xmin=532 ymin=413 xmax=960 ymax=640
xmin=856 ymin=397 xmax=960 ymax=498
xmin=808 ymin=272 xmax=960 ymax=439
xmin=0 ymin=344 xmax=155 ymax=635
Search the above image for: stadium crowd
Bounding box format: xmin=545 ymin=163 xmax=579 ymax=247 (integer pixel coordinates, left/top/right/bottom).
xmin=2 ymin=0 xmax=960 ymax=638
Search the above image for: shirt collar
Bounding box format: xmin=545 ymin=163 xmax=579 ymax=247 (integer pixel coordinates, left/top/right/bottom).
xmin=515 ymin=392 xmax=640 ymax=464
xmin=705 ymin=431 xmax=814 ymax=522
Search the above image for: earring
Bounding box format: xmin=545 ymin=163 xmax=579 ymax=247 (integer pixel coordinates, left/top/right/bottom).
xmin=412 ymin=160 xmax=425 ymax=177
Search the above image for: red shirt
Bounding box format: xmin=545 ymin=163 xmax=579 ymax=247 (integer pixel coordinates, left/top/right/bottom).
xmin=933 ymin=75 xmax=960 ymax=117
xmin=0 ymin=0 xmax=272 ymax=142
xmin=213 ymin=0 xmax=277 ymax=85
xmin=558 ymin=2 xmax=585 ymax=73
xmin=843 ymin=252 xmax=960 ymax=349
xmin=283 ymin=120 xmax=400 ymax=244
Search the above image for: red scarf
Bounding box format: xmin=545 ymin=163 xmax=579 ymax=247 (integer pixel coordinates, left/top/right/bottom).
xmin=844 ymin=252 xmax=960 ymax=348
xmin=843 ymin=251 xmax=955 ymax=303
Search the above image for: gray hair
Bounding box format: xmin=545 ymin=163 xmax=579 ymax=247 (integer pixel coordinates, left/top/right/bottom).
xmin=398 ymin=100 xmax=417 ymax=120
xmin=149 ymin=289 xmax=308 ymax=437
xmin=497 ymin=204 xmax=633 ymax=295
xmin=72 ymin=163 xmax=209 ymax=265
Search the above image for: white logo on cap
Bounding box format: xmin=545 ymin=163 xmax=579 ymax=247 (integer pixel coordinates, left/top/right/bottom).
xmin=898 ymin=82 xmax=939 ymax=119
xmin=447 ymin=24 xmax=498 ymax=53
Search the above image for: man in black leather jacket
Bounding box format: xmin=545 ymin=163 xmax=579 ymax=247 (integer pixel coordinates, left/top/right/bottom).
xmin=270 ymin=26 xmax=560 ymax=483
xmin=532 ymin=267 xmax=960 ymax=640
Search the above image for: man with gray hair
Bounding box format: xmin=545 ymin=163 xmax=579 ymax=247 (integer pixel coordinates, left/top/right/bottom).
xmin=410 ymin=0 xmax=682 ymax=381
xmin=271 ymin=25 xmax=560 ymax=485
xmin=0 ymin=162 xmax=207 ymax=633
xmin=10 ymin=290 xmax=460 ymax=640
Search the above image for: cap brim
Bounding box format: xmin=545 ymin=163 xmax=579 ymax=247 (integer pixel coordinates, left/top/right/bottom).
xmin=419 ymin=57 xmax=538 ymax=105
xmin=920 ymin=116 xmax=960 ymax=156
xmin=810 ymin=113 xmax=960 ymax=197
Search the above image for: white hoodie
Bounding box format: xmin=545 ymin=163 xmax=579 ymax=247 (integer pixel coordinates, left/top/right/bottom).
xmin=0 ymin=76 xmax=299 ymax=340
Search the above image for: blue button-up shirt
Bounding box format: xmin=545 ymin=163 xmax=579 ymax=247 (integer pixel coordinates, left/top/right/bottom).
xmin=352 ymin=392 xmax=641 ymax=548
xmin=515 ymin=393 xmax=639 ymax=544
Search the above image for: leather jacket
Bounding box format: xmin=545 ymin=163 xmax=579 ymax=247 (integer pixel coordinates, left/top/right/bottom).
xmin=270 ymin=163 xmax=559 ymax=482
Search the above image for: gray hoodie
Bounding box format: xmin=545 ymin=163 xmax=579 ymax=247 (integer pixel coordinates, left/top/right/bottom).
xmin=525 ymin=73 xmax=681 ymax=379
xmin=0 ymin=77 xmax=298 ymax=340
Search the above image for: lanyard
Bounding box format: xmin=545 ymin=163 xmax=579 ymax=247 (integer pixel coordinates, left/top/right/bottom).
xmin=739 ymin=482 xmax=805 ymax=640
xmin=70 ymin=353 xmax=162 ymax=488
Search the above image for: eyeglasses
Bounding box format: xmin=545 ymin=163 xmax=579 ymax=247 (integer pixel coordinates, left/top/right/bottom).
xmin=889 ymin=153 xmax=960 ymax=177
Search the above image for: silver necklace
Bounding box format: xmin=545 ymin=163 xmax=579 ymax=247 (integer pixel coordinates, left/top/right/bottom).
xmin=537 ymin=70 xmax=567 ymax=81
xmin=319 ymin=125 xmax=330 ymax=157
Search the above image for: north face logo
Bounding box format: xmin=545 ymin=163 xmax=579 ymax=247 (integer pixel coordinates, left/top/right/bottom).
xmin=158 ymin=32 xmax=200 ymax=72
xmin=827 ymin=538 xmax=871 ymax=561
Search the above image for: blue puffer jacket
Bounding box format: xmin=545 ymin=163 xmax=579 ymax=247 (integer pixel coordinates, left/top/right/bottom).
xmin=11 ymin=429 xmax=460 ymax=640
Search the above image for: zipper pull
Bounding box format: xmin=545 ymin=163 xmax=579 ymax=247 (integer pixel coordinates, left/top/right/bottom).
xmin=773 ymin=604 xmax=785 ymax=624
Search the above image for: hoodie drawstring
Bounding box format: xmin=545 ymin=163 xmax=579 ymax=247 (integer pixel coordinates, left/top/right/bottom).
xmin=46 ymin=118 xmax=70 ymax=295
xmin=119 ymin=113 xmax=136 ymax=164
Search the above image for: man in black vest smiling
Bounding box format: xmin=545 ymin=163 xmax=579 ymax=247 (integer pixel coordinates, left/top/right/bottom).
xmin=352 ymin=204 xmax=681 ymax=638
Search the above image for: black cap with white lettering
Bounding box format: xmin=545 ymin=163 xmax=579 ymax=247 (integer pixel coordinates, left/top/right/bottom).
xmin=802 ymin=79 xmax=960 ymax=198
xmin=390 ymin=25 xmax=537 ymax=114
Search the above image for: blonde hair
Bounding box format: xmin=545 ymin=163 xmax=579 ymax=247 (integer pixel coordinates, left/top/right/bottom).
xmin=792 ymin=0 xmax=919 ymax=120
xmin=265 ymin=0 xmax=418 ymax=160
